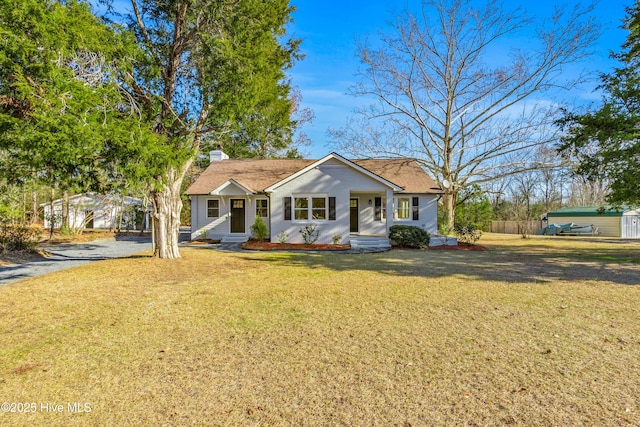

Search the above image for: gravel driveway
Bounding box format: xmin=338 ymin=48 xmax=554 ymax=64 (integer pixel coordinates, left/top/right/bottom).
xmin=0 ymin=236 xmax=153 ymax=285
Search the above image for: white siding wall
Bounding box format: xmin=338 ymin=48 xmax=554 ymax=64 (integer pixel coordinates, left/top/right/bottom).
xmin=191 ymin=195 xmax=231 ymax=240
xmin=269 ymin=159 xmax=439 ymax=244
xmin=622 ymin=215 xmax=640 ymax=239
xmin=547 ymin=215 xmax=621 ymax=237
xmin=191 ymin=195 xmax=270 ymax=240
xmin=270 ymin=160 xmax=392 ymax=244
xmin=391 ymin=194 xmax=438 ymax=234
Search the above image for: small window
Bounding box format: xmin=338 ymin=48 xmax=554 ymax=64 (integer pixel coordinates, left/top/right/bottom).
xmin=207 ymin=200 xmax=219 ymax=218
xmin=256 ymin=199 xmax=268 ymax=218
xmin=397 ymin=198 xmax=410 ymax=219
xmin=294 ymin=197 xmax=309 ymax=220
xmin=312 ymin=197 xmax=326 ymax=220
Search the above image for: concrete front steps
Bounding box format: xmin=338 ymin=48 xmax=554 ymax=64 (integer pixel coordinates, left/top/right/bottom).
xmin=349 ymin=235 xmax=392 ymax=252
xmin=428 ymin=234 xmax=458 ymax=246
xmin=221 ymin=235 xmax=249 ymax=243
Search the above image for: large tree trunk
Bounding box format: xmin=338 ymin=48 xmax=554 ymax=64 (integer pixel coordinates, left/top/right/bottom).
xmin=150 ymin=160 xmax=192 ymax=259
xmin=441 ymin=190 xmax=456 ymax=230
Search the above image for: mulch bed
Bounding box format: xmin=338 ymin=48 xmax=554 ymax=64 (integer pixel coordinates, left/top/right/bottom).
xmin=241 ymin=241 xmax=351 ymax=251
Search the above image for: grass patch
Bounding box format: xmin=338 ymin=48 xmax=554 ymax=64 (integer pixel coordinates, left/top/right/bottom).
xmin=0 ymin=235 xmax=639 ymax=425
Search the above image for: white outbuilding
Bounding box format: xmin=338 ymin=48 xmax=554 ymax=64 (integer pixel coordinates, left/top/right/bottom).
xmin=42 ymin=193 xmax=151 ymax=231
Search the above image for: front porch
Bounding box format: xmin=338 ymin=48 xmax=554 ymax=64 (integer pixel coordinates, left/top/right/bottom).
xmin=349 ymin=190 xmax=394 ymax=237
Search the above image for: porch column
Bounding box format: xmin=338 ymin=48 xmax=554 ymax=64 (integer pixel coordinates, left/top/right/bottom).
xmin=385 ymin=188 xmax=394 ymax=237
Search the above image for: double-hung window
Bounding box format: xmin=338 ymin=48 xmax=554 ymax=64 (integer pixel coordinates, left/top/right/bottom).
xmin=207 ymin=200 xmax=219 ymax=218
xmin=293 ymin=195 xmax=328 ymax=221
xmin=294 ymin=196 xmax=309 ymax=220
xmin=397 ymin=198 xmax=411 ymax=219
xmin=256 ymin=199 xmax=268 ymax=218
xmin=312 ymin=197 xmax=326 ymax=220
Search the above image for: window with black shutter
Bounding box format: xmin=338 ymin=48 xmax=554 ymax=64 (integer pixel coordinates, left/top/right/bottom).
xmin=329 ymin=197 xmax=336 ymax=220
xmin=284 ymin=197 xmax=291 ymax=220
xmin=412 ymin=197 xmax=419 ymax=220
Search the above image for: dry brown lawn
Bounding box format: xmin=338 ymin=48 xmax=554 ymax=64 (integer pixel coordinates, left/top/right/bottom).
xmin=0 ymin=233 xmax=639 ymax=426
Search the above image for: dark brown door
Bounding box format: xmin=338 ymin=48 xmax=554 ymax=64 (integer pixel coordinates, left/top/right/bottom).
xmin=350 ymin=198 xmax=358 ymax=233
xmin=230 ymin=199 xmax=245 ymax=233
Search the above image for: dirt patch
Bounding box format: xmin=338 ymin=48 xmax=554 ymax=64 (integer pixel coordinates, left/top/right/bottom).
xmin=428 ymin=243 xmax=488 ymax=251
xmin=9 ymin=363 xmax=42 ymax=375
xmin=241 ymin=241 xmax=351 ymax=251
xmin=39 ymin=230 xmax=115 ymax=245
xmin=391 ymin=243 xmax=488 ymax=251
xmin=0 ymin=249 xmax=50 ymax=266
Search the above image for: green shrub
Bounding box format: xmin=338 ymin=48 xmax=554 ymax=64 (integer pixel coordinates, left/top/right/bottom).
xmin=250 ymin=216 xmax=269 ymax=242
xmin=276 ymin=231 xmax=289 ymax=244
xmin=454 ymin=223 xmax=482 ymax=245
xmin=389 ymin=225 xmax=430 ymax=248
xmin=0 ymin=222 xmax=39 ymax=253
xmin=299 ymin=224 xmax=320 ymax=244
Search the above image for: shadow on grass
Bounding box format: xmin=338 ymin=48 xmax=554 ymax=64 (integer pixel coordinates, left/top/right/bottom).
xmin=240 ymin=245 xmax=640 ymax=286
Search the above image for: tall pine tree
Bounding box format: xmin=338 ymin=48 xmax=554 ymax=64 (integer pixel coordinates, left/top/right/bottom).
xmin=0 ymin=0 xmax=158 ymax=236
xmin=112 ymin=0 xmax=301 ymax=258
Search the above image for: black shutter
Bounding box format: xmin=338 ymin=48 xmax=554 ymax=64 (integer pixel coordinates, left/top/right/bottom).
xmin=329 ymin=197 xmax=336 ymax=220
xmin=375 ymin=197 xmax=382 ymax=221
xmin=284 ymin=197 xmax=291 ymax=221
xmin=412 ymin=197 xmax=419 ymax=220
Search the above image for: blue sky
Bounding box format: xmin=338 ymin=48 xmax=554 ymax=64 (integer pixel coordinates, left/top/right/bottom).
xmin=288 ymin=0 xmax=633 ymax=159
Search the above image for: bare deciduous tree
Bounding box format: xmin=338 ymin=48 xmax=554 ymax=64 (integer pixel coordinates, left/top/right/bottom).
xmin=329 ymin=0 xmax=599 ymax=226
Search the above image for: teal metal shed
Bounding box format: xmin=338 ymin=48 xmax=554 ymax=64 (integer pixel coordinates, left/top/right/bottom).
xmin=546 ymin=206 xmax=640 ymax=238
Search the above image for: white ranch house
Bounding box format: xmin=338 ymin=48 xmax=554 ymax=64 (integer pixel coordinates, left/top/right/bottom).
xmin=186 ymin=151 xmax=444 ymax=249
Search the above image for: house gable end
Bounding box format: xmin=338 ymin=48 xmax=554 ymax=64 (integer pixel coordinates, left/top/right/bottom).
xmin=264 ymin=152 xmax=404 ymax=193
xmin=210 ymin=179 xmax=254 ymax=196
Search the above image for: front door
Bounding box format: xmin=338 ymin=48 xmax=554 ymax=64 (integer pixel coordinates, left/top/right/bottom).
xmin=350 ymin=198 xmax=359 ymax=233
xmin=230 ymin=199 xmax=245 ymax=233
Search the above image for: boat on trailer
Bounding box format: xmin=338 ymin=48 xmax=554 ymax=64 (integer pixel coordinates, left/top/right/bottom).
xmin=537 ymin=223 xmax=599 ymax=236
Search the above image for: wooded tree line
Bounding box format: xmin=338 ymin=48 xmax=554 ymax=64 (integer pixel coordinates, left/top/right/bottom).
xmin=0 ymin=0 xmax=305 ymax=257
